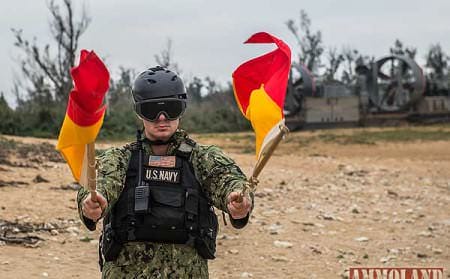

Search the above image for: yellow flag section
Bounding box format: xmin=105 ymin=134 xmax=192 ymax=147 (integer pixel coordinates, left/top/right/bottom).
xmin=56 ymin=113 xmax=104 ymax=181
xmin=245 ymin=84 xmax=283 ymax=157
xmin=232 ymin=32 xmax=291 ymax=161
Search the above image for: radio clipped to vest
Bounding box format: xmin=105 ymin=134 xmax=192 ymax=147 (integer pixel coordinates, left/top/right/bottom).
xmin=135 ymin=131 xmax=151 ymax=214
xmin=134 ymin=185 xmax=150 ymax=213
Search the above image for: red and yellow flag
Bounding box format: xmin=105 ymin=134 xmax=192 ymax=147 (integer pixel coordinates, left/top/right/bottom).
xmin=232 ymin=32 xmax=291 ymax=157
xmin=56 ymin=50 xmax=109 ymax=181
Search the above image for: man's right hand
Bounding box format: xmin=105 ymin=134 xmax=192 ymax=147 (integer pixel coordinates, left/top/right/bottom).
xmin=82 ymin=192 xmax=108 ymax=222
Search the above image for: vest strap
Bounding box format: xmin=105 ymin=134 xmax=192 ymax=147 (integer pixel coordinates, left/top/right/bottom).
xmin=176 ymin=138 xmax=196 ymax=158
xmin=185 ymin=188 xmax=199 ymax=232
xmin=127 ymin=187 xmax=137 ymax=241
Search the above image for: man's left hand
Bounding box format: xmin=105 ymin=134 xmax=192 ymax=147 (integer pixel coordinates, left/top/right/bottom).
xmin=227 ymin=191 xmax=252 ymax=219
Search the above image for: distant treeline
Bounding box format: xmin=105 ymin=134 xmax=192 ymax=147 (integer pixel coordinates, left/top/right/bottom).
xmin=0 ymin=0 xmax=250 ymax=139
xmin=1 ymin=1 xmax=448 ymax=139
xmin=0 ymin=70 xmax=251 ymax=139
xmin=98 ymin=70 xmax=251 ymax=140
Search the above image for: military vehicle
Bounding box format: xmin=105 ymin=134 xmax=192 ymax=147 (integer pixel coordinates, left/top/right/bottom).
xmin=284 ymin=55 xmax=450 ymax=130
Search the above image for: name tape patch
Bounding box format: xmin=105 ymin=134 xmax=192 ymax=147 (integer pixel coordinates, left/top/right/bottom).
xmin=145 ymin=167 xmax=180 ymax=183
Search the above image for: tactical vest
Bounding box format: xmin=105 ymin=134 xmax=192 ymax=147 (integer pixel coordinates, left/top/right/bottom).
xmin=104 ymin=139 xmax=217 ymax=260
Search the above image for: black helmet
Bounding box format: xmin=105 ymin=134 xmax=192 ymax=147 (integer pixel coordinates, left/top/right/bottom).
xmin=132 ymin=66 xmax=187 ymax=102
xmin=132 ymin=66 xmax=188 ymax=122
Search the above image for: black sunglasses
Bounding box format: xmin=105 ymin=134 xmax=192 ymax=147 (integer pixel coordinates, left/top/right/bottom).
xmin=135 ymin=98 xmax=186 ymax=122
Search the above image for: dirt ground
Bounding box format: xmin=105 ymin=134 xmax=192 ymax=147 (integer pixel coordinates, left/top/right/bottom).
xmin=0 ymin=128 xmax=449 ymax=279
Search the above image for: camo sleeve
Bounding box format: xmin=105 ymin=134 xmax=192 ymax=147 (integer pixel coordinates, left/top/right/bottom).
xmin=191 ymin=144 xmax=248 ymax=212
xmin=76 ymin=146 xmax=131 ymax=229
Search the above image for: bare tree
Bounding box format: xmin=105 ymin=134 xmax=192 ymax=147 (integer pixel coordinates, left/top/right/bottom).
xmin=424 ymin=44 xmax=450 ymax=96
xmin=154 ymin=38 xmax=181 ymax=74
xmin=342 ymin=48 xmax=359 ymax=77
xmin=0 ymin=92 xmax=16 ymax=134
xmin=425 ymin=43 xmax=449 ymax=78
xmin=389 ymin=39 xmax=416 ymax=59
xmin=186 ymin=76 xmax=203 ymax=103
xmin=286 ymin=10 xmax=324 ymax=74
xmin=340 ymin=47 xmax=364 ymax=84
xmin=324 ymin=47 xmax=344 ymax=81
xmin=108 ymin=67 xmax=135 ymax=108
xmin=12 ymin=0 xmax=90 ymax=104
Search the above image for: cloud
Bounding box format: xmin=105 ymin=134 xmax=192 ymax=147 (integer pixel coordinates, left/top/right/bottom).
xmin=1 ymin=0 xmax=450 ymax=106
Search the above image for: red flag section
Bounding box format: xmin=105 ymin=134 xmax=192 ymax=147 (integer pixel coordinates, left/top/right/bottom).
xmin=232 ymin=32 xmax=291 ymax=157
xmin=56 ymin=50 xmax=109 ymax=181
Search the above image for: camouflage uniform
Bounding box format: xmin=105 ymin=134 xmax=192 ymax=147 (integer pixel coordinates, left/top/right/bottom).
xmin=77 ymin=130 xmax=249 ymax=278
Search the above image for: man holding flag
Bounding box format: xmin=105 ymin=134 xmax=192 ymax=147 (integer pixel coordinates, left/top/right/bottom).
xmin=73 ymin=65 xmax=252 ymax=278
xmin=59 ymin=30 xmax=290 ymax=278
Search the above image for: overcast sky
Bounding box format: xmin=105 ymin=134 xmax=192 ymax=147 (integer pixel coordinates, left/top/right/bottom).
xmin=1 ymin=0 xmax=449 ymax=105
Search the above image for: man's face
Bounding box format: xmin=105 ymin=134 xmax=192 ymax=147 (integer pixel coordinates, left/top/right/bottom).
xmin=142 ymin=113 xmax=179 ymax=141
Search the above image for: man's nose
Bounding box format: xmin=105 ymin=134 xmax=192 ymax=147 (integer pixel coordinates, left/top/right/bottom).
xmin=157 ymin=112 xmax=167 ymax=121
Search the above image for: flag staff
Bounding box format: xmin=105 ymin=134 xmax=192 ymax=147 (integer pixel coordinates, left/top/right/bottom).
xmin=240 ymin=122 xmax=289 ymax=200
xmin=79 ymin=142 xmax=98 ymax=202
xmin=251 ymin=123 xmax=289 ymax=180
xmin=231 ymin=32 xmax=292 ymax=202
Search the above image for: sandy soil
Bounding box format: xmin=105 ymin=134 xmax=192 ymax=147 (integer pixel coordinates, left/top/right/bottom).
xmin=0 ymin=129 xmax=449 ymax=279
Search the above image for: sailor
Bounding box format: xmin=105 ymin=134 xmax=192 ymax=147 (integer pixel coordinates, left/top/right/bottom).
xmin=77 ymin=66 xmax=253 ymax=278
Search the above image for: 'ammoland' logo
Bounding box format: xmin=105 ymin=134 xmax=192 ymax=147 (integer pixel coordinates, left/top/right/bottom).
xmin=349 ymin=268 xmax=444 ymax=279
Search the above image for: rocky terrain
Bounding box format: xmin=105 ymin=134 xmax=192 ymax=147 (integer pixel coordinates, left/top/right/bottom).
xmin=0 ymin=126 xmax=449 ymax=278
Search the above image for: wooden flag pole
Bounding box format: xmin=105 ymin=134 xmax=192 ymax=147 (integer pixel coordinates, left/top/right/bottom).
xmin=251 ymin=124 xmax=289 ymax=180
xmin=239 ymin=123 xmax=289 ymax=200
xmin=86 ymin=142 xmax=97 ymax=202
xmin=80 ymin=142 xmax=97 ymax=202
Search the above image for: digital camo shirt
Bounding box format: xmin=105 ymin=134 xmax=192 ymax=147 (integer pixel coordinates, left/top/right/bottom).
xmin=77 ymin=130 xmax=249 ymax=279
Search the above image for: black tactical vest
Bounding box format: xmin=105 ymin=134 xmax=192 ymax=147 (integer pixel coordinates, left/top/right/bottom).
xmin=107 ymin=139 xmax=217 ymax=257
